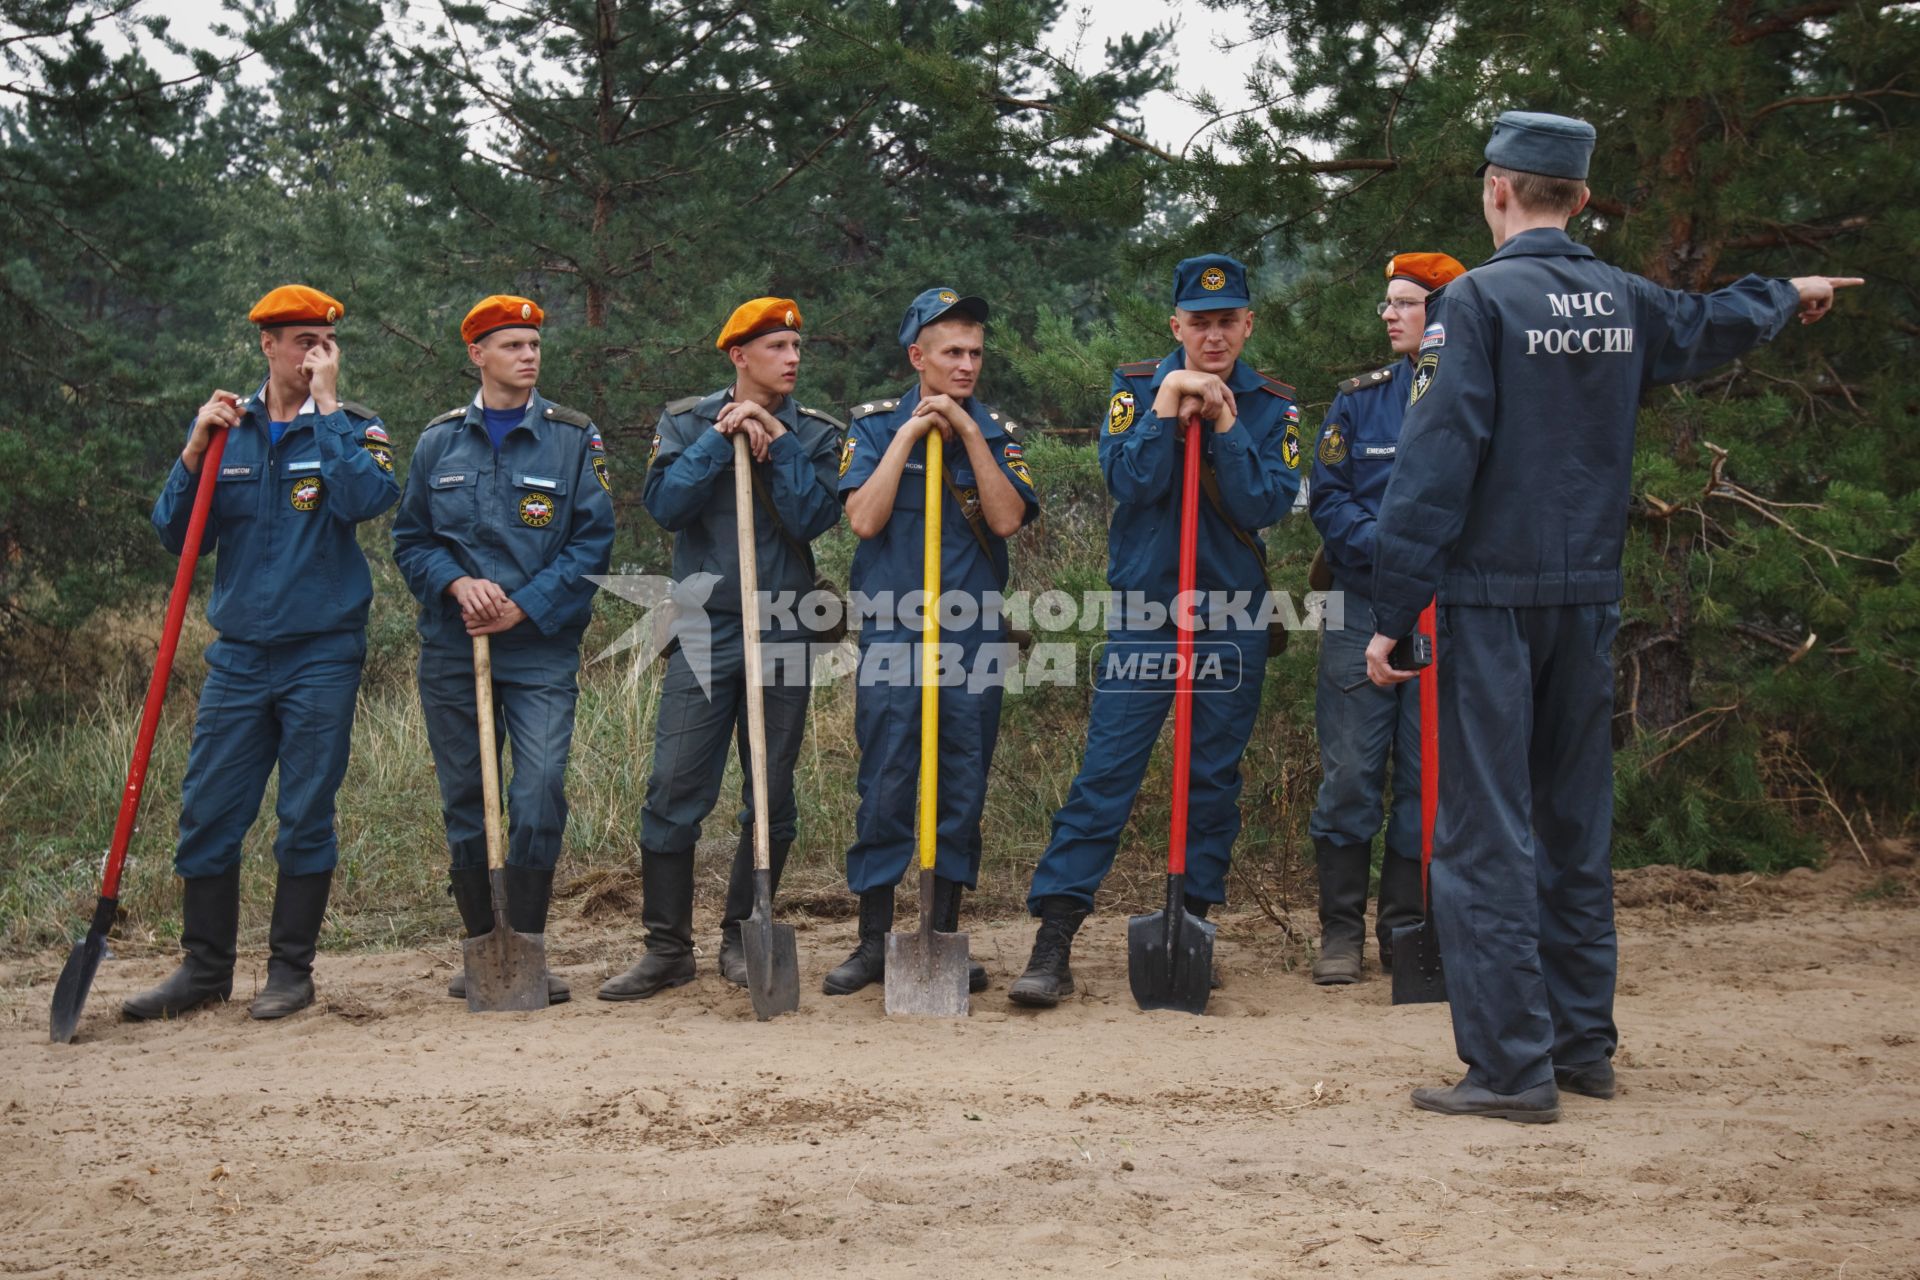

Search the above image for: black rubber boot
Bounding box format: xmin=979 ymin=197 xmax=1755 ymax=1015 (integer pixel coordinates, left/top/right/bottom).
xmin=822 ymin=885 xmax=893 ymax=995
xmin=932 ymin=875 xmax=990 ymax=993
xmin=1184 ymin=894 xmax=1225 ymax=989
xmin=1312 ymin=840 xmax=1371 ymax=985
xmin=718 ymin=828 xmax=792 ymax=989
xmin=445 ymin=865 xmax=568 ymax=1004
xmin=123 ymin=867 xmax=240 ymax=1021
xmin=1376 ymin=853 xmax=1425 ymax=973
xmin=598 ymin=848 xmax=695 ymax=1000
xmin=1007 ymin=896 xmax=1090 ymax=1008
xmin=248 ymin=870 xmax=332 ymax=1020
xmin=505 ymin=865 xmax=570 ymax=1004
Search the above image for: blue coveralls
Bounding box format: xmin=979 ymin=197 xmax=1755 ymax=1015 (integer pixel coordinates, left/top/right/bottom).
xmin=838 ymin=386 xmax=1040 ymax=892
xmin=1026 ymin=351 xmax=1302 ymax=912
xmin=150 ymin=388 xmax=399 ymax=878
xmin=638 ymin=389 xmax=845 ymax=854
xmin=1308 ymin=359 xmax=1422 ymax=864
xmin=1371 ymin=228 xmax=1802 ymax=1094
xmin=391 ymin=391 xmax=616 ymax=872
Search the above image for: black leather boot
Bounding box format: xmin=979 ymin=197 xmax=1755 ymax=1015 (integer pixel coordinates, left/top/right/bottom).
xmin=248 ymin=870 xmax=332 ymax=1020
xmin=1184 ymin=894 xmax=1225 ymax=989
xmin=1312 ymin=840 xmax=1371 ymax=985
xmin=1007 ymin=896 xmax=1091 ymax=1008
xmin=932 ymin=875 xmax=989 ymax=993
xmin=123 ymin=866 xmax=240 ymax=1021
xmin=822 ymin=885 xmax=893 ymax=995
xmin=718 ymin=827 xmax=792 ymax=989
xmin=446 ymin=865 xmax=568 ymax=1003
xmin=1376 ymin=852 xmax=1425 ymax=972
xmin=598 ymin=849 xmax=696 ymax=1000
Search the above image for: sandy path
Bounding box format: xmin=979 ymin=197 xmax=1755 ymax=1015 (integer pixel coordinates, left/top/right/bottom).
xmin=3 ymin=875 xmax=1918 ymax=1279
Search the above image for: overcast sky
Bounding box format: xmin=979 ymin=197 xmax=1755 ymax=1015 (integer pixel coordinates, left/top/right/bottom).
xmin=70 ymin=0 xmax=1275 ymax=155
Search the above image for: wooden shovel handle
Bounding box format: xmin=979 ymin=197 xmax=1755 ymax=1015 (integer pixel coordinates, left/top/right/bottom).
xmin=732 ymin=434 xmax=773 ymax=875
xmin=473 ymin=634 xmax=507 ymax=874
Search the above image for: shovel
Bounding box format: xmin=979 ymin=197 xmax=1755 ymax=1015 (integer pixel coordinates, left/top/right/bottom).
xmin=1392 ymin=601 xmax=1447 ymax=1005
xmin=732 ymin=433 xmax=799 ymax=1020
xmin=884 ymin=426 xmax=970 ymax=1018
xmin=50 ymin=427 xmax=232 ymax=1044
xmin=1128 ymin=416 xmax=1216 ymax=1015
xmin=462 ymin=634 xmax=548 ymax=1012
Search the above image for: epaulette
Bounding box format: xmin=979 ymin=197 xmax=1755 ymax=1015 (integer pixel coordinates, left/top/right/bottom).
xmin=798 ymin=404 xmax=847 ymax=431
xmin=1336 ymin=364 xmax=1398 ymax=396
xmin=542 ymin=403 xmax=592 ymax=428
xmin=985 ymin=409 xmax=1020 ymax=438
xmin=426 ymin=408 xmax=466 ymax=428
xmin=663 ymin=394 xmax=704 ymax=416
xmin=850 ymin=399 xmax=899 ymax=420
xmin=339 ymin=399 xmax=379 ymax=421
xmin=1117 ymin=360 xmax=1160 ymax=378
xmin=1255 ymin=372 xmax=1297 ymax=399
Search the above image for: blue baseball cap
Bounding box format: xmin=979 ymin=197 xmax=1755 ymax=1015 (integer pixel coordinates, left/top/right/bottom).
xmin=1476 ymin=110 xmax=1595 ymax=180
xmin=1172 ymin=254 xmax=1250 ymax=312
xmin=899 ymin=286 xmax=990 ymax=348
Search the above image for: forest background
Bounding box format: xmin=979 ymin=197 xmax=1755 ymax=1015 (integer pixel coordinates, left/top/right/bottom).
xmin=1 ymin=0 xmax=1913 ymax=952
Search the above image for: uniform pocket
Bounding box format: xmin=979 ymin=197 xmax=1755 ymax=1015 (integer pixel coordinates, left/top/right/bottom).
xmin=213 ymin=463 xmax=261 ymax=521
xmin=512 ymin=473 xmax=568 ymax=531
xmin=428 ymin=469 xmax=478 ymax=534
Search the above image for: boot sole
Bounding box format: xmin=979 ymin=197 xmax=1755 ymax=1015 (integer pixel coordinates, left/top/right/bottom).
xmin=121 ymin=989 xmax=232 ymax=1021
xmin=1312 ymin=971 xmax=1362 ymax=986
xmin=1007 ymin=982 xmax=1069 ymax=1008
xmin=1412 ymin=1095 xmax=1560 ymax=1124
xmin=821 ymin=973 xmax=882 ymax=996
xmin=248 ymin=988 xmax=315 ymax=1020
xmin=596 ymin=973 xmax=695 ymax=1002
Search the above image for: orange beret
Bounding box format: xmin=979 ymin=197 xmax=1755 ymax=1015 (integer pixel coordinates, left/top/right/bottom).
xmin=462 ymin=295 xmax=544 ymax=345
xmin=716 ymin=297 xmax=802 ymax=351
xmin=1385 ymin=252 xmax=1467 ymax=292
xmin=248 ymin=284 xmax=343 ymax=328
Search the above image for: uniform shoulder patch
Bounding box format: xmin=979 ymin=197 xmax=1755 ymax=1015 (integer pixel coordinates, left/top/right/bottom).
xmin=542 ymin=403 xmax=592 ymax=428
xmin=1336 ymin=364 xmax=1398 ymax=396
xmin=427 ymin=408 xmax=466 ymax=428
xmin=339 ymin=399 xmax=379 ymax=421
xmin=798 ymin=404 xmax=847 ymax=431
xmin=1256 ymin=371 xmax=1297 ymax=399
xmin=1116 ymin=360 xmax=1160 ymax=378
xmin=851 ymin=399 xmax=898 ymax=420
xmin=664 ymin=394 xmax=704 ymax=416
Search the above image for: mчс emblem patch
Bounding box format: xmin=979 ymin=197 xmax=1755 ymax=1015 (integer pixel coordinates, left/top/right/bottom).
xmin=519 ymin=492 xmax=556 ymax=527
xmin=290 ymin=477 xmax=323 ymax=511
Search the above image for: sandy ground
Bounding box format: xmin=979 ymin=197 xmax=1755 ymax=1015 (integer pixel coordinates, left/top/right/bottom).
xmin=3 ymin=858 xmax=1918 ymax=1280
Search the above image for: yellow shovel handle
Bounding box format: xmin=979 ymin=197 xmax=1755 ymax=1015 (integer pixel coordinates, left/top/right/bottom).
xmin=919 ymin=429 xmax=942 ymax=873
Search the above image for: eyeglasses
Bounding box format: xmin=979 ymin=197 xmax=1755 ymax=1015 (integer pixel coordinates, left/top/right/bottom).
xmin=1375 ymin=298 xmax=1424 ymax=316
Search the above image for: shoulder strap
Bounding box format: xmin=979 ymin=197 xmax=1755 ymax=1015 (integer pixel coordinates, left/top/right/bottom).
xmin=746 ymin=460 xmax=818 ymax=573
xmin=427 ymin=407 xmax=466 ymax=428
xmin=542 ymin=403 xmax=593 ymax=428
xmin=339 ymin=399 xmax=379 ymax=421
xmin=940 ymin=465 xmax=995 ymax=558
xmin=1117 ymin=359 xmax=1160 ymax=378
xmin=1336 ymin=364 xmax=1397 ymax=396
xmin=664 ymin=394 xmax=704 ymax=416
xmin=1197 ymin=458 xmax=1274 ymax=588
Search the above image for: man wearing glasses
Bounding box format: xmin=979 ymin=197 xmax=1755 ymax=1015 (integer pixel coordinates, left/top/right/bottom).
xmin=1305 ymin=251 xmax=1465 ymax=985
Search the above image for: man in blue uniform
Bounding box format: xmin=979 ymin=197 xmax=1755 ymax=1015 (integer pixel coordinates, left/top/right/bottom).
xmin=826 ymin=287 xmax=1040 ymax=996
xmin=393 ymin=295 xmax=616 ymax=1005
xmin=1306 ymin=250 xmax=1465 ymax=985
xmin=599 ymin=297 xmax=845 ymax=999
xmin=1009 ymin=255 xmax=1303 ymax=1008
xmin=1367 ymin=111 xmax=1862 ymax=1121
xmin=128 ymin=284 xmax=399 ymax=1024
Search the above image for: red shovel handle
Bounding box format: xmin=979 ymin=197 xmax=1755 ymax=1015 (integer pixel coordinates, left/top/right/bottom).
xmin=1168 ymin=416 xmax=1202 ymax=877
xmin=99 ymin=430 xmax=229 ymax=900
xmin=1416 ymin=600 xmax=1439 ymax=905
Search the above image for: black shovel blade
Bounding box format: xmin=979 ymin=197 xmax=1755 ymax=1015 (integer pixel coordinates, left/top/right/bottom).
xmin=463 ymin=913 xmax=548 ymax=1013
xmin=1390 ymin=920 xmax=1447 ymax=1005
xmin=1128 ymin=901 xmax=1215 ymax=1015
xmin=742 ymin=896 xmax=800 ymax=1022
xmin=883 ymin=924 xmax=970 ymax=1018
xmin=50 ymin=896 xmax=118 ymax=1044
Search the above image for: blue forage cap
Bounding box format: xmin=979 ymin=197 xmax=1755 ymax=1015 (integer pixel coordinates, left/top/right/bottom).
xmin=1477 ymin=110 xmax=1596 ymax=181
xmin=1172 ymin=254 xmax=1250 ymax=312
xmin=898 ymin=286 xmax=990 ymax=348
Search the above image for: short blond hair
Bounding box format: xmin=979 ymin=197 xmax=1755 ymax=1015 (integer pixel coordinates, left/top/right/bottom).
xmin=1485 ymin=163 xmax=1587 ymax=216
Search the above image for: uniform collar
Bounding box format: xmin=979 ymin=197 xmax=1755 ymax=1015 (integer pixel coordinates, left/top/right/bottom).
xmin=465 ymin=388 xmax=546 ymax=439
xmin=1149 ymin=349 xmax=1263 ymax=394
xmin=248 ymin=379 xmax=317 ymax=425
xmin=1484 ymin=226 xmax=1596 ymax=263
xmin=690 ymin=386 xmax=801 ymax=431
